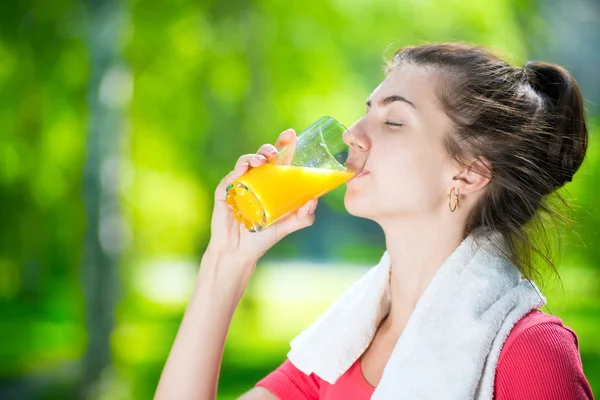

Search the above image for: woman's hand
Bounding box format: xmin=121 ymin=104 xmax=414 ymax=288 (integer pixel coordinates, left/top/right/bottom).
xmin=206 ymin=128 xmax=318 ymax=271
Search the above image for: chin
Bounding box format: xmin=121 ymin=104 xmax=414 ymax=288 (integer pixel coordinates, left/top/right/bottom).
xmin=343 ymin=188 xmax=375 ymax=219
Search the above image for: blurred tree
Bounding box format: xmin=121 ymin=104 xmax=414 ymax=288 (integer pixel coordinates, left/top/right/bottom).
xmin=0 ymin=0 xmax=90 ymax=398
xmin=79 ymin=0 xmax=130 ymax=395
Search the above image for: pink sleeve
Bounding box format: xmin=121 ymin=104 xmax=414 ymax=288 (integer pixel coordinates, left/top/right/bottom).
xmin=495 ymin=322 xmax=594 ymax=400
xmin=256 ymin=360 xmax=321 ymax=400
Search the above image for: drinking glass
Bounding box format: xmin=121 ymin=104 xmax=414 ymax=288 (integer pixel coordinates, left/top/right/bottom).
xmin=226 ymin=116 xmax=363 ymax=232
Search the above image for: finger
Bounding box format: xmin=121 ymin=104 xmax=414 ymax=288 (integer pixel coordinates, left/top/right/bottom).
xmin=235 ymin=153 xmax=267 ymax=169
xmin=256 ymin=144 xmax=278 ymax=160
xmin=296 ymin=198 xmax=318 ymax=218
xmin=274 ymin=129 xmax=297 ymax=149
xmin=235 ymin=154 xmax=255 ymax=169
xmin=274 ymin=199 xmax=318 ymax=239
xmin=215 ymin=162 xmax=250 ymax=201
xmin=248 ymin=154 xmax=268 ymax=168
xmin=277 ymin=139 xmax=297 ymax=166
xmin=275 ymin=129 xmax=298 ymax=166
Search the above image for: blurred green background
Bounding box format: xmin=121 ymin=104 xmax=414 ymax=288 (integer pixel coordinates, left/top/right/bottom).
xmin=1 ymin=0 xmax=598 ymax=398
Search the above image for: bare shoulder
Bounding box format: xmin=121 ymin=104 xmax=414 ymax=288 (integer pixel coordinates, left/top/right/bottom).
xmin=237 ymin=387 xmax=279 ymax=400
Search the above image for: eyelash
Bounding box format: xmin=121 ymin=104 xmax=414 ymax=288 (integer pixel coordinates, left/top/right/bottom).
xmin=385 ymin=121 xmax=404 ymax=127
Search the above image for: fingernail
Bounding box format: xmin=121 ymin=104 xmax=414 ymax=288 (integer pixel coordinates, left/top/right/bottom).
xmin=308 ymin=201 xmax=317 ymax=214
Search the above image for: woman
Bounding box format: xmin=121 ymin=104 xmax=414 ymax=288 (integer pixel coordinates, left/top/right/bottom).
xmin=155 ymin=43 xmax=593 ymax=399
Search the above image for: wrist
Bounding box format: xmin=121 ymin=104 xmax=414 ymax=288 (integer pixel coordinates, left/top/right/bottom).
xmin=197 ymin=249 xmax=256 ymax=299
xmin=205 ymin=240 xmax=261 ymax=265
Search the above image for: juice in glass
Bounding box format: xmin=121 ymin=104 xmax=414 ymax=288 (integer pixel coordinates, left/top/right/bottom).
xmin=226 ymin=164 xmax=354 ymax=231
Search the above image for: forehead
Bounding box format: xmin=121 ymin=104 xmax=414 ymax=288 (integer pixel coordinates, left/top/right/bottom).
xmin=370 ymin=64 xmax=440 ymax=109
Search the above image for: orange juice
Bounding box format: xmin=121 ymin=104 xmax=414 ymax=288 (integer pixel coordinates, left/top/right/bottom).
xmin=226 ymin=164 xmax=355 ymax=232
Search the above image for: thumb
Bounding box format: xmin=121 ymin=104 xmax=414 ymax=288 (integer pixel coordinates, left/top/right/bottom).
xmin=274 ymin=199 xmax=318 ymax=239
xmin=215 ymin=162 xmax=250 ymax=202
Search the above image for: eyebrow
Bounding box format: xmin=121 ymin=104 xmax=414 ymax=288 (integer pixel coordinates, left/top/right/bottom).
xmin=366 ymin=95 xmax=416 ymax=109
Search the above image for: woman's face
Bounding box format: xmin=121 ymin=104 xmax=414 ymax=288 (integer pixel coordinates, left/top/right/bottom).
xmin=344 ymin=64 xmax=458 ymax=223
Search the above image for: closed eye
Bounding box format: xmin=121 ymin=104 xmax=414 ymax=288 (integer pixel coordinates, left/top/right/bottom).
xmin=385 ymin=121 xmax=404 ymax=127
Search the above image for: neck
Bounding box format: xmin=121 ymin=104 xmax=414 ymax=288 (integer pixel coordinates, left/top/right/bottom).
xmin=379 ymin=216 xmax=466 ymax=333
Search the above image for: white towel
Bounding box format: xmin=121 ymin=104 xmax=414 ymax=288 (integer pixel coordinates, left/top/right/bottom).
xmin=287 ymin=232 xmax=545 ymax=399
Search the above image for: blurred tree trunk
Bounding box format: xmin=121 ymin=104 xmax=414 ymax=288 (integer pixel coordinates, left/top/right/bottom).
xmin=80 ymin=0 xmax=130 ymax=394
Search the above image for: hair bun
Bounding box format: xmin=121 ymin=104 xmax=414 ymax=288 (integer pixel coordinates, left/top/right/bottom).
xmin=523 ymin=61 xmax=588 ymax=190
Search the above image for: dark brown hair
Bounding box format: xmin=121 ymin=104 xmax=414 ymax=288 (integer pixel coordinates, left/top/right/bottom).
xmin=386 ymin=43 xmax=588 ymax=280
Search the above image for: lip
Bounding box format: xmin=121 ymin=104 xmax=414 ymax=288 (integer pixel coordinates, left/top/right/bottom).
xmin=349 ymin=170 xmax=370 ymax=181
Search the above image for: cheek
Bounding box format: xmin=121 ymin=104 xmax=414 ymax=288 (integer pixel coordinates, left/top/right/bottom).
xmin=374 ymin=145 xmax=447 ymax=207
xmin=344 ymin=139 xmax=450 ymax=217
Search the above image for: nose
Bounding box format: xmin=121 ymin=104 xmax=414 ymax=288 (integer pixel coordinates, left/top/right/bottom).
xmin=342 ymin=118 xmax=370 ymax=173
xmin=343 ymin=118 xmax=370 ymax=152
xmin=342 ymin=130 xmax=364 ymax=150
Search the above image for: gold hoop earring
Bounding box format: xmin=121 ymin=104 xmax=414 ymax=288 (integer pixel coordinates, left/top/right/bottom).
xmin=449 ymin=188 xmax=460 ymax=212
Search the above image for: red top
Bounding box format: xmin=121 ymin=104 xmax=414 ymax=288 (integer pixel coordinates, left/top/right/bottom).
xmin=256 ymin=310 xmax=593 ymax=399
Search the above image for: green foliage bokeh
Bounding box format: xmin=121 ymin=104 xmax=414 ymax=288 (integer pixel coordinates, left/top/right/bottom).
xmin=0 ymin=0 xmax=598 ymax=399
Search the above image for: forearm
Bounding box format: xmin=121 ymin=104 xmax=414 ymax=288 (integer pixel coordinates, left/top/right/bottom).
xmin=155 ymin=251 xmax=255 ymax=400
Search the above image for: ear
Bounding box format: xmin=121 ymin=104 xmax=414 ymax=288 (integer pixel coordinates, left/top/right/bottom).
xmin=451 ymin=157 xmax=492 ymax=195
